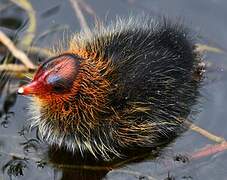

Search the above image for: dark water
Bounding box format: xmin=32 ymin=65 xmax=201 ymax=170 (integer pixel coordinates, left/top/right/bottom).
xmin=0 ymin=0 xmax=227 ymax=179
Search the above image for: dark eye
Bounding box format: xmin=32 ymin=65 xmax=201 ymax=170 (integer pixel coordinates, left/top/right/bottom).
xmin=52 ymin=84 xmax=66 ymax=93
xmin=46 ymin=75 xmax=68 ymax=93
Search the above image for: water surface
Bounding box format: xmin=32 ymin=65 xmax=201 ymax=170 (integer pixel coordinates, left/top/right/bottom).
xmin=0 ymin=0 xmax=227 ymax=179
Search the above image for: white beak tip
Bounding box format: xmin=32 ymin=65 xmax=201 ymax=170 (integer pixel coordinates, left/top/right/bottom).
xmin=18 ymin=87 xmax=24 ymax=94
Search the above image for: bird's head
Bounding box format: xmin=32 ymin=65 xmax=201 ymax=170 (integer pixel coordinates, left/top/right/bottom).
xmin=17 ymin=51 xmax=111 ymax=131
xmin=18 ymin=53 xmax=81 ymax=104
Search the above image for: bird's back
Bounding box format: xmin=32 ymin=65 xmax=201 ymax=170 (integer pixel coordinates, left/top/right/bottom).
xmin=71 ymin=18 xmax=200 ymax=119
xmin=67 ymin=17 xmax=202 ymax=158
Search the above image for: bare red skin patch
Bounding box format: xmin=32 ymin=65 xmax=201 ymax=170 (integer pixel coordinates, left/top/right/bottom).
xmin=18 ymin=54 xmax=81 ymax=95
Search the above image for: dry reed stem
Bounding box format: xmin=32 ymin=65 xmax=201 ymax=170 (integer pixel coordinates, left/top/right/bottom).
xmin=10 ymin=0 xmax=36 ymax=47
xmin=78 ymin=0 xmax=97 ymax=20
xmin=0 ymin=31 xmax=36 ymax=69
xmin=23 ymin=46 xmax=53 ymax=57
xmin=69 ymin=0 xmax=91 ymax=34
xmin=184 ymin=120 xmax=226 ymax=143
xmin=0 ymin=64 xmax=29 ymax=72
xmin=195 ymin=43 xmax=224 ymax=54
xmin=0 ymin=2 xmax=12 ymax=11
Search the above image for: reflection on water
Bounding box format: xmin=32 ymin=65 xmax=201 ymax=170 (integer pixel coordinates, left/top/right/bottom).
xmin=1 ymin=0 xmax=227 ymax=180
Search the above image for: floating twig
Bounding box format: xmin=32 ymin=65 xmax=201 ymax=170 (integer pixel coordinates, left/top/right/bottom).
xmin=110 ymin=169 xmax=157 ymax=180
xmin=0 ymin=149 xmax=112 ymax=171
xmin=191 ymin=142 xmax=227 ymax=160
xmin=55 ymin=163 xmax=112 ymax=171
xmin=0 ymin=151 xmax=40 ymax=163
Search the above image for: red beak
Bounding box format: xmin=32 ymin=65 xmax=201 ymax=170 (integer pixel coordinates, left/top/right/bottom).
xmin=18 ymin=81 xmax=39 ymax=95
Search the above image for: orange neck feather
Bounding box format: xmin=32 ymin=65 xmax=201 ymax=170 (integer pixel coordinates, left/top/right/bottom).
xmin=33 ymin=49 xmax=114 ymax=133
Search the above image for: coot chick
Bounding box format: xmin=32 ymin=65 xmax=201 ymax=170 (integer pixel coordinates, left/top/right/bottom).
xmin=18 ymin=17 xmax=203 ymax=160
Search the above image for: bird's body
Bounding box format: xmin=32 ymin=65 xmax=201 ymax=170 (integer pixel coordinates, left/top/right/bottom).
xmin=19 ymin=17 xmax=202 ymax=160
